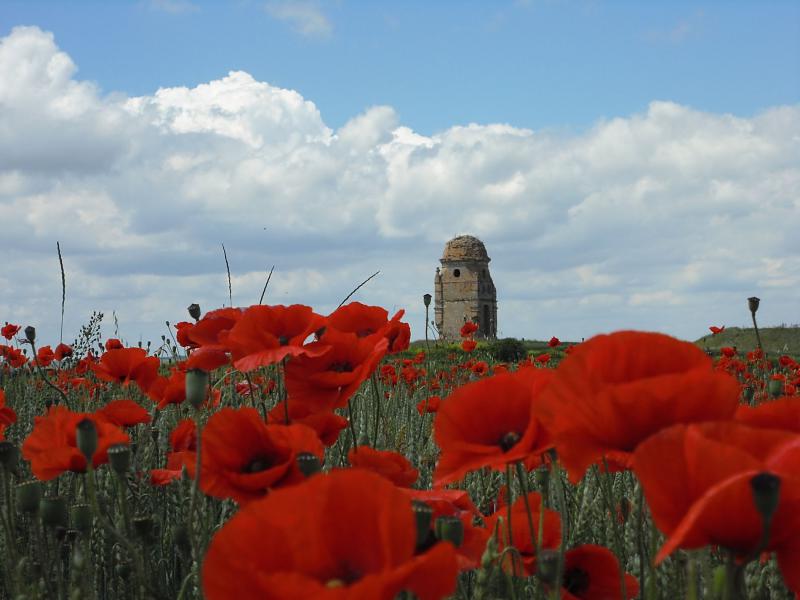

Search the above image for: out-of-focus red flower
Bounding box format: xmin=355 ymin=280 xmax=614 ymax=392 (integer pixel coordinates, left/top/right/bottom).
xmin=36 ymin=345 xmax=55 ymax=367
xmin=348 ymin=445 xmax=419 ymax=487
xmin=460 ymin=322 xmax=478 ymax=338
xmin=223 ymin=304 xmax=327 ymax=372
xmin=202 ymin=469 xmax=459 ymax=600
xmin=267 ymin=401 xmax=347 ymax=447
xmin=3 ymin=346 xmax=27 ymax=368
xmin=54 ymin=343 xmax=73 ymax=361
xmin=721 ymin=347 xmax=737 ymax=358
xmin=471 ymin=361 xmax=489 ymax=376
xmin=633 ymin=421 xmax=800 ymax=594
xmin=151 ymin=418 xmax=197 ymax=485
xmin=91 ymin=348 xmax=160 ymax=391
xmin=559 ymin=545 xmax=639 ymax=600
xmin=484 ymin=491 xmax=561 ymax=576
xmin=535 ymin=353 xmax=551 ymax=365
xmin=533 ymin=331 xmax=741 ymax=483
xmin=735 ymin=397 xmax=800 ymax=433
xmin=433 ymin=369 xmax=554 ymax=486
xmin=548 ymin=336 xmax=561 ymax=348
xmin=105 ymin=338 xmax=124 ymax=351
xmin=461 ymin=339 xmax=477 ymax=353
xmin=183 ymin=307 xmax=243 ymax=349
xmin=185 ymin=347 xmax=229 ymax=371
xmin=326 ymin=302 xmax=411 ymax=354
xmin=21 ymin=406 xmax=130 ymax=480
xmin=285 ymin=328 xmax=388 ymax=412
xmin=95 ymin=399 xmax=151 ymax=428
xmin=417 ymin=395 xmax=441 ymax=415
xmin=1 ymin=323 xmax=20 ymax=341
xmin=709 ymin=325 xmax=725 ymax=335
xmin=0 ymin=389 xmax=17 ymax=440
xmin=200 ymin=407 xmax=325 ymax=504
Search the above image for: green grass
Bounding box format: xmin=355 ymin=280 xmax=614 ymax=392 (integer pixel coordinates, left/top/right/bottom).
xmin=695 ymin=325 xmax=800 ymax=355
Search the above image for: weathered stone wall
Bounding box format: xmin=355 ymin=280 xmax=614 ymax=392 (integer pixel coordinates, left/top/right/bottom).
xmin=434 ymin=254 xmax=497 ymax=339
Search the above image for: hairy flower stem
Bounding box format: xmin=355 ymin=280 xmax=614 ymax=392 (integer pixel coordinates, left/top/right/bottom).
xmin=370 ymin=373 xmax=382 ymax=447
xmin=514 ymin=462 xmax=538 ymax=559
xmin=29 ymin=340 xmax=70 ymax=407
xmin=549 ymin=459 xmax=570 ymax=600
xmin=347 ymin=398 xmax=358 ymax=453
xmin=186 ymin=409 xmax=204 ymax=597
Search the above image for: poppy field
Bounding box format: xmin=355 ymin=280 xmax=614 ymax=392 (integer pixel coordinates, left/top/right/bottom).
xmin=0 ymin=302 xmax=799 ymax=600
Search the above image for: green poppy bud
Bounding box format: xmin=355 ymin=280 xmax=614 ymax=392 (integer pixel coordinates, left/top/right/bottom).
xmin=296 ymin=452 xmax=321 ymax=477
xmin=411 ymin=500 xmax=434 ymax=550
xmin=768 ymin=378 xmax=784 ymax=399
xmin=40 ymin=496 xmax=69 ymax=529
xmin=108 ymin=444 xmax=131 ymax=475
xmin=536 ymin=548 xmax=561 ymax=586
xmin=76 ymin=419 xmax=98 ymax=463
xmin=16 ymin=480 xmax=42 ymax=514
xmin=24 ymin=326 xmax=36 ymax=343
xmin=748 ymin=297 xmax=760 ymax=315
xmin=434 ymin=515 xmax=464 ymax=548
xmin=187 ymin=303 xmax=201 ymax=321
xmin=185 ymin=369 xmax=209 ymax=409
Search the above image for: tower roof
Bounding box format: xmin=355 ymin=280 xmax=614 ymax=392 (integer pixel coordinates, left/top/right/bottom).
xmin=441 ymin=235 xmax=490 ymax=262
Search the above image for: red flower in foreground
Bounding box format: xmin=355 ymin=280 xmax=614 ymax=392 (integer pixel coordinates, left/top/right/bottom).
xmin=735 ymin=397 xmax=800 ymax=433
xmin=202 ymin=469 xmax=458 ymax=600
xmin=348 ymin=446 xmax=419 ymax=487
xmin=532 ymin=331 xmax=741 ymax=483
xmin=267 ymin=401 xmax=347 ymax=447
xmin=433 ymin=368 xmax=553 ymax=486
xmin=224 ymin=304 xmax=327 ymax=372
xmin=1 ymin=323 xmax=20 ymax=341
xmin=484 ymin=491 xmax=561 ymax=576
xmin=633 ymin=422 xmax=800 ymax=593
xmin=21 ymin=406 xmax=130 ymax=480
xmin=54 ymin=343 xmax=73 ymax=361
xmin=200 ymin=408 xmax=325 ymax=504
xmin=560 ymin=545 xmax=639 ymax=600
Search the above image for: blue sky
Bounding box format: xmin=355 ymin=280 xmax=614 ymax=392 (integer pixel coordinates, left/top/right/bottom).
xmin=3 ymin=1 xmax=798 ymax=134
xmin=0 ymin=1 xmax=798 ymax=346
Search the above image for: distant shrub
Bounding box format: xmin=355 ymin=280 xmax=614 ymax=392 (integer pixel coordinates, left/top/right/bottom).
xmin=489 ymin=337 xmax=527 ymax=363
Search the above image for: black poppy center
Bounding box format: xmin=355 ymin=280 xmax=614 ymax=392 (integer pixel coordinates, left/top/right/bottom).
xmin=499 ymin=431 xmax=521 ymax=452
xmin=563 ymin=567 xmax=590 ymax=594
xmin=278 ymin=335 xmax=290 ymax=346
xmin=329 ymin=361 xmax=354 ymax=373
xmin=243 ymin=456 xmax=272 ymax=473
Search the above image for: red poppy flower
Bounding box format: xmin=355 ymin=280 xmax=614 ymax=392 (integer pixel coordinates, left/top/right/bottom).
xmin=548 ymin=336 xmax=561 ymax=348
xmin=184 ymin=347 xmax=229 ymax=371
xmin=0 ymin=389 xmax=17 ymax=440
xmin=471 ymin=361 xmax=489 ymax=376
xmin=36 ymin=345 xmax=55 ymax=367
xmin=484 ymin=491 xmax=562 ymax=576
xmin=326 ymin=303 xmax=410 ymax=354
xmin=348 ymin=446 xmax=419 ymax=487
xmin=105 ymin=338 xmax=124 ymax=351
xmin=145 ymin=368 xmax=186 ymax=409
xmin=54 ymin=343 xmax=73 ymax=361
xmin=721 ymin=346 xmax=737 ymax=358
xmin=1 ymin=323 xmax=20 ymax=341
xmin=224 ymin=304 xmax=327 ymax=372
xmin=21 ymin=406 xmax=130 ymax=480
xmin=735 ymin=397 xmax=800 ymax=433
xmin=2 ymin=346 xmax=26 ymax=368
xmin=91 ymin=347 xmax=160 ymax=391
xmin=433 ymin=368 xmax=554 ymax=486
xmin=285 ymin=328 xmax=388 ymax=412
xmin=559 ymin=545 xmax=639 ymax=600
xmin=202 ymin=469 xmax=458 ymax=600
xmin=95 ymin=399 xmax=151 ymax=428
xmin=633 ymin=421 xmax=800 ymax=593
xmin=532 ymin=331 xmax=741 ymax=483
xmin=535 ymin=353 xmax=551 ymax=365
xmin=417 ymin=395 xmax=441 ymax=415
xmin=200 ymin=407 xmax=325 ymax=504
xmin=185 ymin=307 xmax=242 ymax=348
xmin=460 ymin=322 xmax=478 ymax=338
xmin=709 ymin=325 xmax=725 ymax=335
xmin=461 ymin=339 xmax=477 ymax=353
xmin=151 ymin=418 xmax=197 ymax=485
xmin=267 ymin=401 xmax=347 ymax=447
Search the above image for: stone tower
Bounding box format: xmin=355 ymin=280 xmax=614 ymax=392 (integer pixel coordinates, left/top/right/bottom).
xmin=434 ymin=235 xmax=497 ymax=340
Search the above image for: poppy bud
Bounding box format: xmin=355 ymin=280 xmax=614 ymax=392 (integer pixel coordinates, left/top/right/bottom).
xmin=768 ymin=378 xmax=784 ymax=399
xmin=40 ymin=496 xmax=69 ymax=529
xmin=434 ymin=515 xmax=464 ymax=548
xmin=296 ymin=452 xmax=321 ymax=477
xmin=423 ymin=294 xmax=432 ymax=308
xmin=748 ymin=297 xmax=760 ymax=315
xmin=70 ymin=504 xmax=93 ymax=533
xmin=16 ymin=481 xmax=42 ymax=514
xmin=187 ymin=303 xmax=201 ymax=321
xmin=750 ymin=472 xmax=781 ymax=522
xmin=185 ymin=369 xmax=209 ymax=409
xmin=24 ymin=326 xmax=36 ymax=343
xmin=76 ymin=419 xmax=98 ymax=463
xmin=536 ymin=548 xmax=561 ymax=586
xmin=0 ymin=441 xmax=19 ymax=472
xmin=411 ymin=500 xmax=434 ymax=550
xmin=108 ymin=444 xmax=131 ymax=475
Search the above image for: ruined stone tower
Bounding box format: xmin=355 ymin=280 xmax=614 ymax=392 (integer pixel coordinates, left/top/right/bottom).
xmin=434 ymin=235 xmax=497 ymax=340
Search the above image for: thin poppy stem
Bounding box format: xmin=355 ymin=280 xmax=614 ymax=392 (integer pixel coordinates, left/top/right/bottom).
xmin=347 ymin=398 xmax=358 ymax=453
xmin=28 ymin=340 xmax=71 ymax=407
xmin=599 ymin=458 xmax=627 ymax=600
xmin=550 ymin=458 xmax=569 ymax=600
xmin=370 ymin=373 xmax=381 ymax=447
xmin=186 ymin=409 xmax=204 ymax=597
xmin=635 ymin=481 xmax=648 ymax=597
xmin=505 ymin=464 xmax=515 ymax=575
xmin=514 ymin=462 xmax=538 ymax=560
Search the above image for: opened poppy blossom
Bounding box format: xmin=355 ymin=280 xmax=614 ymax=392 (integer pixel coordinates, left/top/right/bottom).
xmin=558 ymin=545 xmax=639 ymax=600
xmin=548 ymin=336 xmax=561 ymax=348
xmin=532 ymin=331 xmax=741 ymax=483
xmin=433 ymin=368 xmax=554 ymax=486
xmin=200 ymin=407 xmax=325 ymax=504
xmin=484 ymin=491 xmax=562 ymax=576
xmin=348 ymin=446 xmax=419 ymax=487
xmin=35 ymin=345 xmax=55 ymax=367
xmin=151 ymin=419 xmax=197 ymax=485
xmin=285 ymin=328 xmax=389 ymax=412
xmin=202 ymin=469 xmax=458 ymax=600
xmin=735 ymin=397 xmax=800 ymax=433
xmin=146 ymin=368 xmax=187 ymax=409
xmin=2 ymin=346 xmax=26 ymax=368
xmin=184 ymin=307 xmax=242 ymax=348
xmin=633 ymin=421 xmax=800 ymax=593
xmin=326 ymin=302 xmax=410 ymax=354
xmin=416 ymin=395 xmax=441 ymax=415
xmin=54 ymin=343 xmax=73 ymax=361
xmin=184 ymin=347 xmax=229 ymax=371
xmin=91 ymin=347 xmax=160 ymax=392
xmin=223 ymin=304 xmax=328 ymax=372
xmin=0 ymin=389 xmax=16 ymax=440
xmin=709 ymin=325 xmax=725 ymax=335
xmin=267 ymin=401 xmax=348 ymax=447
xmin=461 ymin=339 xmax=477 ymax=353
xmin=460 ymin=322 xmax=478 ymax=338
xmin=105 ymin=338 xmax=124 ymax=351
xmin=1 ymin=323 xmax=20 ymax=341
xmin=95 ymin=399 xmax=151 ymax=428
xmin=21 ymin=406 xmax=130 ymax=480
